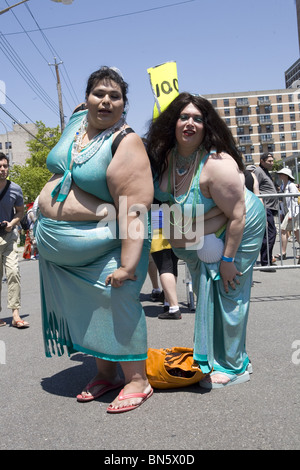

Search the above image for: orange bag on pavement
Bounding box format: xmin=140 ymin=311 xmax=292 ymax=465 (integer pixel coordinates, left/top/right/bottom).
xmin=146 ymin=347 xmax=205 ymax=389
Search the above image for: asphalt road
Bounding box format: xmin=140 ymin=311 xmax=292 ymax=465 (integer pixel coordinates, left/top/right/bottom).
xmin=0 ymin=246 xmax=299 ymax=452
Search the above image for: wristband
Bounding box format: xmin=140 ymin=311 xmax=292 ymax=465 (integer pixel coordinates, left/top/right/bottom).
xmin=221 ymin=255 xmax=235 ymax=262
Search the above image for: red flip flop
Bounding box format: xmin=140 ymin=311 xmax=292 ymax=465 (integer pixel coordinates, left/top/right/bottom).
xmin=107 ymin=387 xmax=153 ymax=414
xmin=12 ymin=320 xmax=29 ymax=329
xmin=77 ymin=379 xmax=124 ymax=402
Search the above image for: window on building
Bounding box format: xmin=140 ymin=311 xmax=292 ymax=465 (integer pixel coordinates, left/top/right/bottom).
xmin=292 ymin=142 xmax=298 ymax=150
xmin=224 ymin=99 xmax=229 ymax=106
xmin=211 ymin=100 xmax=217 ymax=107
xmin=278 ymin=105 xmax=283 ymax=112
xmin=292 ymin=132 xmax=297 ymax=140
xmin=281 ymin=153 xmax=286 ymax=159
xmin=289 ymin=104 xmax=295 ymax=111
xmin=224 ymin=108 xmax=230 ymax=116
xmin=278 ymin=114 xmax=283 ymax=122
xmin=290 ymin=113 xmax=295 ymax=120
xmin=279 ymin=124 xmax=284 ymax=131
xmin=5 ymin=142 xmax=12 ymax=149
xmin=280 ymin=134 xmax=285 ymax=141
xmin=276 ymin=95 xmax=282 ymax=102
xmin=280 ymin=143 xmax=286 ymax=151
xmin=291 ymin=123 xmax=297 ymax=130
xmin=0 ymin=143 xmax=2 ymax=150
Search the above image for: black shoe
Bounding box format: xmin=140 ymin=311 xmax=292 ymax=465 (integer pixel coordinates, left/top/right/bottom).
xmin=150 ymin=290 xmax=162 ymax=301
xmin=158 ymin=309 xmax=182 ymax=320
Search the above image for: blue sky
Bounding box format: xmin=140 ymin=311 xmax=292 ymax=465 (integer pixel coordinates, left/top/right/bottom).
xmin=0 ymin=0 xmax=299 ymax=137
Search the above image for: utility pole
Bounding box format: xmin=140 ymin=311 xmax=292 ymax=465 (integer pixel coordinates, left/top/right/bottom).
xmin=0 ymin=0 xmax=29 ymax=16
xmin=49 ymin=57 xmax=65 ymax=132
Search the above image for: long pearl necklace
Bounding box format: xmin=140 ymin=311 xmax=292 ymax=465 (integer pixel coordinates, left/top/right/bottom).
xmin=172 ymin=147 xmax=203 ymax=203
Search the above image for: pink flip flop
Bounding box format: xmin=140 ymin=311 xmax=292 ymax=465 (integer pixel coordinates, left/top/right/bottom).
xmin=12 ymin=320 xmax=29 ymax=329
xmin=107 ymin=387 xmax=153 ymax=414
xmin=76 ymin=379 xmax=124 ymax=402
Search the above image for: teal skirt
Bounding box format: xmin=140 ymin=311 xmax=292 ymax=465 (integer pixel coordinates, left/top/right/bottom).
xmin=174 ymin=190 xmax=266 ymax=374
xmin=35 ymin=216 xmax=151 ymax=361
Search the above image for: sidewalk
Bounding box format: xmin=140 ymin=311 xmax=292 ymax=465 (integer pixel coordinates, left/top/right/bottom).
xmin=0 ymin=255 xmax=299 ymax=450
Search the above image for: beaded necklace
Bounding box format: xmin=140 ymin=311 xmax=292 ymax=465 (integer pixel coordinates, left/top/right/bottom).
xmin=174 ymin=144 xmax=198 ymax=176
xmin=167 ymin=147 xmax=205 ymax=234
xmin=71 ymin=112 xmax=126 ymax=166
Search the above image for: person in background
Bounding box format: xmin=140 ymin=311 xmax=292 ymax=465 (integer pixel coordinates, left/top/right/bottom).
xmin=150 ymin=206 xmax=181 ymax=319
xmin=0 ymin=153 xmax=29 ymax=329
xmin=245 ymin=164 xmax=260 ymax=197
xmin=254 ymin=153 xmax=277 ymax=270
xmin=275 ymin=168 xmax=299 ymax=260
xmin=147 ymin=254 xmax=163 ymax=301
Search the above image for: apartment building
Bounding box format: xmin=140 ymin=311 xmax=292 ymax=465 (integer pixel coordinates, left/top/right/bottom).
xmin=0 ymin=122 xmax=37 ymax=166
xmin=204 ymin=88 xmax=300 ymax=164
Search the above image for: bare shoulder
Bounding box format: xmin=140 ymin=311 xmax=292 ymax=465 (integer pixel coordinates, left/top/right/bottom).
xmin=205 ymin=152 xmax=240 ymax=178
xmin=108 ymin=129 xmax=149 ymax=171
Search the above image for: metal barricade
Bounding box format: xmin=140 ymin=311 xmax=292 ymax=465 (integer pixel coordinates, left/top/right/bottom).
xmin=254 ymin=192 xmax=300 ymax=270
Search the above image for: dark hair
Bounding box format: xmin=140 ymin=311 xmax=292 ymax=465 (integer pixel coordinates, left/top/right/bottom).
xmin=261 ymin=152 xmax=273 ymax=162
xmin=0 ymin=153 xmax=9 ymax=164
xmin=146 ymin=92 xmax=244 ymax=178
xmin=85 ymin=66 xmax=129 ymax=107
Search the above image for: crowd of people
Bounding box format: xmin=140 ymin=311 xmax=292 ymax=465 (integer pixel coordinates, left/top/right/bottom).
xmin=1 ymin=66 xmax=299 ymax=412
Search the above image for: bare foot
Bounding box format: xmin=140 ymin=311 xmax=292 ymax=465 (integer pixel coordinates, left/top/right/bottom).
xmin=77 ymin=374 xmax=123 ymax=401
xmin=202 ymin=372 xmax=231 ymax=385
xmin=108 ymin=381 xmax=152 ymax=411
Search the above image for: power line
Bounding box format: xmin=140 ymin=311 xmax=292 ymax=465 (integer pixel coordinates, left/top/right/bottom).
xmin=0 ymin=32 xmax=60 ymax=115
xmin=3 ymin=1 xmax=197 ymax=35
xmin=24 ymin=2 xmax=79 ymax=107
xmin=0 ymin=104 xmax=51 ymax=150
xmin=2 ymin=90 xmax=36 ymax=124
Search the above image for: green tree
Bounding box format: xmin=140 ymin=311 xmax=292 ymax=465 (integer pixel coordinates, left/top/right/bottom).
xmin=26 ymin=121 xmax=60 ymax=168
xmin=9 ymin=121 xmax=61 ymax=204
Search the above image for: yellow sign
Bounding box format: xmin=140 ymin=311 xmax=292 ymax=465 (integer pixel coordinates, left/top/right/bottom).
xmin=147 ymin=61 xmax=179 ymax=120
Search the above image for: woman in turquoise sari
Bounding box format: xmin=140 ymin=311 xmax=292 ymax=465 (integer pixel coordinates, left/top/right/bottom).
xmin=146 ymin=93 xmax=265 ymax=389
xmin=36 ymin=67 xmax=154 ymax=412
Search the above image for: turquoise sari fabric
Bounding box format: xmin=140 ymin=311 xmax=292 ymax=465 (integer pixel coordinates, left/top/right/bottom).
xmin=154 ymin=153 xmax=266 ymax=374
xmin=36 ymin=111 xmax=151 ymax=361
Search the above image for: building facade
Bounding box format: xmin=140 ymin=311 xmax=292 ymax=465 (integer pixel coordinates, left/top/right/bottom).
xmin=204 ymin=88 xmax=300 ymax=164
xmin=0 ymin=122 xmax=37 ymax=166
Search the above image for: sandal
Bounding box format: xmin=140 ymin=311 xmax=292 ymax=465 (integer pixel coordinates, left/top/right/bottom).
xmin=12 ymin=320 xmax=29 ymax=329
xmin=199 ymin=370 xmax=250 ymax=389
xmin=275 ymin=253 xmax=286 ymax=260
xmin=77 ymin=379 xmax=124 ymax=402
xmin=107 ymin=386 xmax=153 ymax=414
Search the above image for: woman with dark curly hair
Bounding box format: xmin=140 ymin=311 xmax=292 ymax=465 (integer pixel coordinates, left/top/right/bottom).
xmin=146 ymin=93 xmax=265 ymax=388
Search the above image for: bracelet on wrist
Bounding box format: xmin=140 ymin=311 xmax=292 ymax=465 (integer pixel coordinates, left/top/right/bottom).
xmin=221 ymin=255 xmax=235 ymax=262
